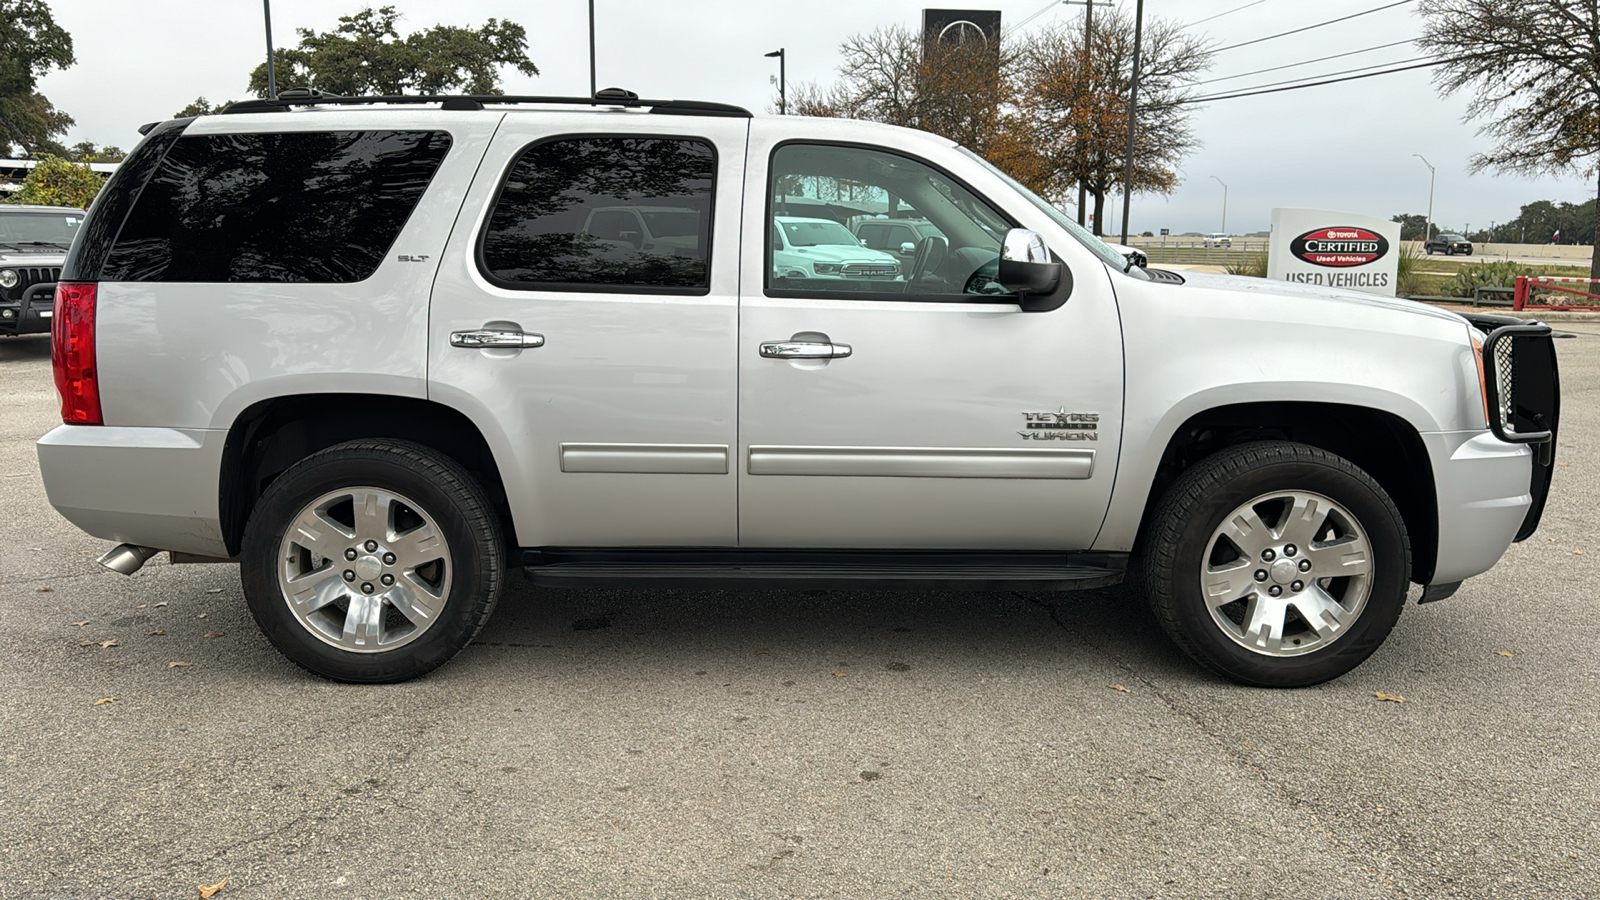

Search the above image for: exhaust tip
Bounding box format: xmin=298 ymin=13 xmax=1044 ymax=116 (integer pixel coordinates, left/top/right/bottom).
xmin=98 ymin=544 xmax=160 ymax=576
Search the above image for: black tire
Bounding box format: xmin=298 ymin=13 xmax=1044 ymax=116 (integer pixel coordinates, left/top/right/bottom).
xmin=240 ymin=439 xmax=505 ymax=683
xmin=1425 ymin=246 xmax=1434 ymax=255
xmin=1142 ymin=441 xmax=1410 ymax=688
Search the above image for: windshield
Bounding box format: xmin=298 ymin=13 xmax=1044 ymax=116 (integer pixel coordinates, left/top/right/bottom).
xmin=0 ymin=210 xmax=84 ymax=248
xmin=957 ymin=147 xmax=1133 ymax=273
xmin=781 ymin=220 xmax=860 ymax=247
xmin=640 ymin=210 xmax=699 ymax=238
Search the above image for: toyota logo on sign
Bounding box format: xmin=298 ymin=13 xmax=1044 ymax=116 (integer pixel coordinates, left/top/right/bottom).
xmin=1289 ymin=227 xmax=1390 ymax=268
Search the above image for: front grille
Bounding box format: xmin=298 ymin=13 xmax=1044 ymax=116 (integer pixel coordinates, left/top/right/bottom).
xmin=1493 ymin=337 xmax=1515 ymax=432
xmin=843 ymin=262 xmax=898 ymax=278
xmin=3 ymin=266 xmax=61 ymax=300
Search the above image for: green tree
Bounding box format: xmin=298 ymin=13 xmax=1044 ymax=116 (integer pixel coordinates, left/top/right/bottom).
xmin=0 ymin=0 xmax=75 ymax=157
xmin=1418 ymin=0 xmax=1600 ymax=277
xmin=175 ymin=97 xmax=220 ymax=118
xmin=246 ymin=6 xmax=539 ymax=98
xmin=1390 ymin=214 xmax=1440 ymax=242
xmin=3 ymin=156 xmax=102 ymax=208
xmin=66 ymin=140 xmax=125 ymax=163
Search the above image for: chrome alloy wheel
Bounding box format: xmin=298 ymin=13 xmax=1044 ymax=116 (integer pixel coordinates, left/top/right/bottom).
xmin=1200 ymin=490 xmax=1373 ymax=657
xmin=276 ymin=486 xmax=452 ymax=653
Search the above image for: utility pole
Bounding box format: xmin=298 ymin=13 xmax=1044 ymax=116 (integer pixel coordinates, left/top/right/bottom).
xmin=1413 ymin=154 xmax=1435 ymax=242
xmin=1210 ymin=175 xmax=1228 ymax=235
xmin=589 ymin=0 xmax=597 ymax=97
xmin=263 ymin=0 xmax=277 ymax=99
xmin=765 ymin=49 xmax=786 ymax=114
xmin=1118 ymin=0 xmax=1144 ymax=246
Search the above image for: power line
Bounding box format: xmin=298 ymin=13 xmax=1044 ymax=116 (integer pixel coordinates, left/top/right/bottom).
xmin=1185 ymin=0 xmax=1272 ymax=29
xmin=1201 ymin=54 xmax=1431 ymax=93
xmin=1211 ymin=0 xmax=1416 ymax=53
xmin=1003 ymin=0 xmax=1065 ymax=37
xmin=1179 ymin=58 xmax=1445 ymax=103
xmin=1196 ymin=38 xmax=1416 ymax=85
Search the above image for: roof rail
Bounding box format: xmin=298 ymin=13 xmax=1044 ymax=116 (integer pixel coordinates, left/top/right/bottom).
xmin=220 ymin=87 xmax=752 ymax=118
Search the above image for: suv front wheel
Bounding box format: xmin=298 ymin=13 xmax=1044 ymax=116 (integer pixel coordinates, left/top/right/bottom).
xmin=240 ymin=439 xmax=505 ymax=683
xmin=1143 ymin=441 xmax=1410 ymax=687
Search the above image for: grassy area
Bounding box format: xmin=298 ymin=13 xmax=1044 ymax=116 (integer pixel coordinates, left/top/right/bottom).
xmin=1407 ymin=259 xmax=1591 ymax=299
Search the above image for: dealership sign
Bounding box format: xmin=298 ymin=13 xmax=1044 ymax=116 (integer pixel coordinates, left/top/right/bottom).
xmin=1267 ymin=208 xmax=1401 ymax=297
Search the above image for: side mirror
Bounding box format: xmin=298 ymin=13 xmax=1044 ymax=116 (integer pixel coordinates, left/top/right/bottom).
xmin=998 ymin=228 xmax=1062 ymax=296
xmin=899 ymin=241 xmax=916 ymax=254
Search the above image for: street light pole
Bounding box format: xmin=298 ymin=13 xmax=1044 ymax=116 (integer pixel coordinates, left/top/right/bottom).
xmin=263 ymin=0 xmax=277 ymax=99
xmin=1413 ymin=154 xmax=1435 ymax=243
xmin=764 ymin=49 xmax=786 ymax=114
xmin=1118 ymin=0 xmax=1144 ymax=245
xmin=1210 ymin=175 xmax=1228 ymax=235
xmin=589 ymin=0 xmax=597 ymax=97
xmin=1062 ymin=0 xmax=1094 ymax=227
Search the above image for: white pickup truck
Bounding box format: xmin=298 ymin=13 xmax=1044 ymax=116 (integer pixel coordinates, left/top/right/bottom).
xmin=38 ymin=89 xmax=1559 ymax=687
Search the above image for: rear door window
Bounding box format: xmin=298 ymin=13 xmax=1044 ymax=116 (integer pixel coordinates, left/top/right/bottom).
xmin=102 ymin=130 xmax=451 ymax=283
xmin=478 ymin=136 xmax=717 ymax=294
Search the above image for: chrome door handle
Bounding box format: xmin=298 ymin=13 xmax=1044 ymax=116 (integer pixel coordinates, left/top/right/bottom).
xmin=450 ymin=329 xmax=545 ymax=349
xmin=759 ymin=341 xmax=852 ymax=359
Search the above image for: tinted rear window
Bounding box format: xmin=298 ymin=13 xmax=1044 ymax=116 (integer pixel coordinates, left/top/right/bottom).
xmin=479 ymin=136 xmax=716 ymax=293
xmin=102 ymin=130 xmax=451 ymax=283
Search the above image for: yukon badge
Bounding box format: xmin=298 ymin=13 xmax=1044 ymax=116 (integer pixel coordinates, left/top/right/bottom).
xmin=1019 ymin=408 xmax=1099 ymax=441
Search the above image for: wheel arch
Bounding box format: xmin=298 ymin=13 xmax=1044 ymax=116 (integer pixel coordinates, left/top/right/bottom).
xmin=219 ymin=393 xmax=511 ymax=557
xmin=1126 ymin=401 xmax=1439 ymax=584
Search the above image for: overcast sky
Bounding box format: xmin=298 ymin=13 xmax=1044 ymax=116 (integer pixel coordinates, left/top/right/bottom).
xmin=39 ymin=0 xmax=1596 ymax=236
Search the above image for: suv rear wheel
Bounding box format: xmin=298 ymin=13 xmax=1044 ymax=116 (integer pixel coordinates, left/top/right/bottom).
xmin=240 ymin=439 xmax=505 ymax=683
xmin=1143 ymin=441 xmax=1410 ymax=687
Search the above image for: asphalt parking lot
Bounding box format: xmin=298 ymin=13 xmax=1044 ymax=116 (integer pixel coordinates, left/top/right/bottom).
xmin=2 ymin=327 xmax=1598 ymax=900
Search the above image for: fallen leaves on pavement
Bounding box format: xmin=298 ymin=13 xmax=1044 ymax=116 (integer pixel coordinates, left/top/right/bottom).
xmin=71 ymin=621 xmax=89 ymax=627
xmin=167 ymin=661 xmax=192 ymax=668
xmin=1497 ymin=650 xmax=1515 ymax=658
xmin=1110 ymin=684 xmax=1131 ymax=693
xmin=146 ymin=630 xmax=166 ymax=636
xmin=36 ymin=586 xmax=53 ymax=593
xmin=1374 ymin=691 xmax=1406 ymax=704
xmin=97 ymin=639 xmax=118 ymax=649
xmin=204 ymin=632 xmax=223 ymax=639
xmin=205 ymin=588 xmax=223 ymax=594
xmin=93 ymin=697 xmax=115 ymax=706
xmin=831 ymin=670 xmax=848 ymax=677
xmin=198 ymin=878 xmax=228 ymax=898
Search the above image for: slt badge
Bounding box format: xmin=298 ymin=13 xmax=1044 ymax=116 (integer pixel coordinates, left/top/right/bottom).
xmin=1020 ymin=408 xmax=1099 ymax=441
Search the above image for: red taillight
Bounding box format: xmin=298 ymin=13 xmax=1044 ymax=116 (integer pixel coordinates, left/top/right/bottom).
xmin=52 ymin=281 xmax=101 ymax=425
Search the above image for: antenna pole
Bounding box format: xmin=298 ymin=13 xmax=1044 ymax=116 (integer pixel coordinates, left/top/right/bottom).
xmin=589 ymin=0 xmax=597 ymax=97
xmin=263 ymin=0 xmax=278 ymax=99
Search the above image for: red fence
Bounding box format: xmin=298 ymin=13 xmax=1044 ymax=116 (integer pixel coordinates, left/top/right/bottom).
xmin=1514 ymin=275 xmax=1600 ymax=311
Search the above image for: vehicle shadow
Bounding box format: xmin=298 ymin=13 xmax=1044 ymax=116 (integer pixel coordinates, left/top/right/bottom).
xmin=459 ymin=576 xmax=1205 ymax=685
xmin=0 ymin=334 xmax=51 ymax=362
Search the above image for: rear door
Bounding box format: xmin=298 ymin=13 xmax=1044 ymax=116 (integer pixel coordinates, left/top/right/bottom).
xmin=429 ymin=113 xmax=748 ymax=547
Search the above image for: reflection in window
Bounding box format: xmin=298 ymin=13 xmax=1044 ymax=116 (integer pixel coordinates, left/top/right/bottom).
xmin=104 ymin=131 xmax=451 ymax=283
xmin=767 ymin=143 xmax=1010 ymax=299
xmin=481 ymin=137 xmax=715 ymax=292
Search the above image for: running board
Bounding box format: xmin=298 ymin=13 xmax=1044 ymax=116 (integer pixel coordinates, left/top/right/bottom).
xmin=520 ymin=550 xmax=1126 ymax=592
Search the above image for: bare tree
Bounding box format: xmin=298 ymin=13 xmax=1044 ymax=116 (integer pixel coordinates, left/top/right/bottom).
xmin=794 ymin=14 xmax=1210 ymax=236
xmin=1014 ymin=10 xmax=1212 ymax=234
xmin=1418 ymin=0 xmax=1600 ymax=278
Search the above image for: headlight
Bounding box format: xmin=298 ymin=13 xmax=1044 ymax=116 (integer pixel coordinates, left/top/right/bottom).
xmin=813 ymin=263 xmax=840 ymax=275
xmin=0 ymin=269 xmax=18 ymax=289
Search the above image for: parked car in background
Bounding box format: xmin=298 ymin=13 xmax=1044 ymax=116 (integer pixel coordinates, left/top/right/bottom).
xmin=0 ymin=205 xmax=82 ymax=337
xmin=1203 ymin=233 xmax=1232 ymax=248
xmin=854 ymin=216 xmax=947 ymax=267
xmin=772 ymin=215 xmax=900 ymax=280
xmin=1425 ymin=233 xmax=1473 ymax=256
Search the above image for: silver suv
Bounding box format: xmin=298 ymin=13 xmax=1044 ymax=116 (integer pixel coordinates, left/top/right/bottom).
xmin=38 ymin=90 xmax=1559 ymax=687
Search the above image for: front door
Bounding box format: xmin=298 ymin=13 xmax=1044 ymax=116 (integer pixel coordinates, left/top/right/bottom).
xmin=737 ymin=129 xmax=1124 ymax=550
xmin=430 ymin=115 xmax=748 ymax=548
